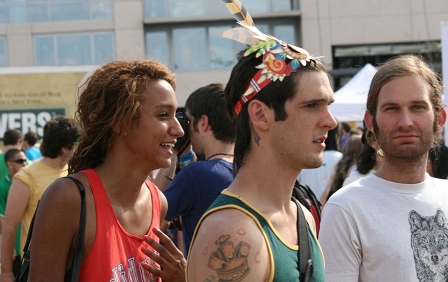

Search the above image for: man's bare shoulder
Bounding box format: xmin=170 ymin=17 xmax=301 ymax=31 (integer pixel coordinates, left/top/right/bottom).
xmin=187 ymin=208 xmax=271 ymax=282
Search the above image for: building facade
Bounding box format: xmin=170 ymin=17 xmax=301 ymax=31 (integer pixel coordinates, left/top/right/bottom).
xmin=0 ymin=0 xmax=447 ymax=106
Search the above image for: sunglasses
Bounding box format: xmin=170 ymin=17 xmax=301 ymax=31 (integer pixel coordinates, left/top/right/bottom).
xmin=12 ymin=159 xmax=27 ymax=165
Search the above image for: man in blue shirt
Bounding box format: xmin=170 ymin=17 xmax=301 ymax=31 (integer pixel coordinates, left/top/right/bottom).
xmin=157 ymin=83 xmax=236 ymax=256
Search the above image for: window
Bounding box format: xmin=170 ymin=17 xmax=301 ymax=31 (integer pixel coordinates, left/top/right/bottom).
xmin=0 ymin=37 xmax=7 ymax=66
xmin=34 ymin=32 xmax=114 ymax=66
xmin=144 ymin=0 xmax=298 ymax=19
xmin=146 ymin=20 xmax=298 ymax=72
xmin=0 ymin=0 xmax=113 ymax=24
xmin=331 ymin=41 xmax=442 ymax=90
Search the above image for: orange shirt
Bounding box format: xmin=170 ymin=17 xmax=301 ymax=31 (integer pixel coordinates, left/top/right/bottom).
xmin=79 ymin=169 xmax=161 ymax=281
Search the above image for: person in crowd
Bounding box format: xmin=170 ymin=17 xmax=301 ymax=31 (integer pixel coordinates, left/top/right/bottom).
xmin=22 ymin=131 xmax=42 ymax=161
xmin=0 ymin=149 xmax=27 ymax=276
xmin=339 ymin=122 xmax=351 ymax=149
xmin=0 ymin=129 xmax=23 ymax=180
xmin=298 ymin=123 xmax=342 ymax=200
xmin=27 ymin=60 xmax=186 ymax=281
xmin=342 ymin=129 xmax=383 ymax=186
xmin=320 ymin=133 xmax=363 ymax=206
xmin=427 ymin=143 xmax=448 ymax=179
xmin=319 ymin=55 xmax=448 ymax=281
xmin=185 ymin=27 xmax=336 ymax=280
xmin=155 ymin=83 xmax=235 ymax=256
xmin=0 ymin=116 xmax=80 ymax=281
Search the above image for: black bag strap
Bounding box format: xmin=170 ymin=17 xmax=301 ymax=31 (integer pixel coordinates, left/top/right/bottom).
xmin=65 ymin=176 xmax=86 ymax=282
xmin=293 ymin=197 xmax=314 ymax=282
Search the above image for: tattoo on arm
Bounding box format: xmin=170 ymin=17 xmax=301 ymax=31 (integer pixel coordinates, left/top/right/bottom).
xmin=207 ymin=234 xmax=251 ymax=281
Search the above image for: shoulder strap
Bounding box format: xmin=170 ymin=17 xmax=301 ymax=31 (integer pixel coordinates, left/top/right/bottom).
xmin=293 ymin=197 xmax=314 ymax=282
xmin=65 ymin=176 xmax=87 ymax=282
xmin=21 ymin=201 xmax=38 ymax=254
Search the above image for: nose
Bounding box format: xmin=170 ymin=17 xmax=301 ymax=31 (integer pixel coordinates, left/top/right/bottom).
xmin=397 ymin=109 xmax=413 ymax=129
xmin=172 ymin=117 xmax=184 ymax=138
xmin=324 ymin=107 xmax=338 ymax=130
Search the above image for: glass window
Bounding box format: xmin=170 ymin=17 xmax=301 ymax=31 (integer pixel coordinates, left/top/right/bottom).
xmin=28 ymin=2 xmax=49 ymax=22
xmin=146 ymin=31 xmax=169 ymax=66
xmin=274 ymin=24 xmax=296 ymax=45
xmin=173 ymin=27 xmax=207 ymax=72
xmin=10 ymin=0 xmax=26 ymax=24
xmin=51 ymin=2 xmax=89 ymax=22
xmin=34 ymin=32 xmax=114 ymax=66
xmin=0 ymin=37 xmax=7 ymax=66
xmin=145 ymin=20 xmax=298 ymax=72
xmin=93 ymin=33 xmax=114 ymax=64
xmin=144 ymin=0 xmax=299 ymax=19
xmin=170 ymin=0 xmax=205 ymax=17
xmin=35 ymin=36 xmax=56 ymax=65
xmin=144 ymin=0 xmax=167 ymax=18
xmin=272 ymin=0 xmax=295 ymax=11
xmin=3 ymin=0 xmax=112 ymax=24
xmin=209 ymin=26 xmax=235 ymax=70
xmin=91 ymin=0 xmax=113 ymax=20
xmin=57 ymin=34 xmax=91 ymax=65
xmin=244 ymin=0 xmax=269 ymax=14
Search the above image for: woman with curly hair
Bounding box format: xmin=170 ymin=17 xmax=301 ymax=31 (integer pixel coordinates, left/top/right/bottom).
xmin=28 ymin=60 xmax=185 ymax=281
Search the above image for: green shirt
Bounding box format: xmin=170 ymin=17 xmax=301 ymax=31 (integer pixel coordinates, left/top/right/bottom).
xmin=0 ymin=175 xmax=22 ymax=256
xmin=204 ymin=191 xmax=325 ymax=282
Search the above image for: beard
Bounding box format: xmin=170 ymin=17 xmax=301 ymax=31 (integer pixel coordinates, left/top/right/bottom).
xmin=373 ymin=119 xmax=436 ymax=161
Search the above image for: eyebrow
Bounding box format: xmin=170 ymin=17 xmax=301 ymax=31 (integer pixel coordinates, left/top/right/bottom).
xmin=380 ymin=100 xmax=430 ymax=107
xmin=302 ymin=98 xmax=335 ymax=104
xmin=155 ymin=103 xmax=176 ymax=110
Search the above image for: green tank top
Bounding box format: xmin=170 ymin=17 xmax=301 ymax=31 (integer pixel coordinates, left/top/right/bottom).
xmin=203 ymin=190 xmax=325 ymax=282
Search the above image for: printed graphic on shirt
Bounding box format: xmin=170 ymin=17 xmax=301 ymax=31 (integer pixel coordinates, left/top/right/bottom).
xmin=109 ymin=257 xmax=159 ymax=282
xmin=409 ymin=209 xmax=448 ymax=282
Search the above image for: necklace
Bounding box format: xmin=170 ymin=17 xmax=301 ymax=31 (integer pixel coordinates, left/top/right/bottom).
xmin=206 ymin=153 xmax=234 ymax=161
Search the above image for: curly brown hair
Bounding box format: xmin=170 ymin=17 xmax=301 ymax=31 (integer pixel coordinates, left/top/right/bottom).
xmin=68 ymin=59 xmax=175 ymax=174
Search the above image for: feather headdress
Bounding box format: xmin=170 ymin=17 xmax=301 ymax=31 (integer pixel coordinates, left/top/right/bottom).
xmin=221 ymin=0 xmax=316 ymax=114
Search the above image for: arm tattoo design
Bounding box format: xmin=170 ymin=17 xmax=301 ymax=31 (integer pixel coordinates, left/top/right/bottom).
xmin=207 ymin=234 xmax=251 ymax=281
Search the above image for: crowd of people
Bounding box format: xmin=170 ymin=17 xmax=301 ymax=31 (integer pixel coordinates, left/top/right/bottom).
xmin=0 ymin=12 xmax=447 ymax=282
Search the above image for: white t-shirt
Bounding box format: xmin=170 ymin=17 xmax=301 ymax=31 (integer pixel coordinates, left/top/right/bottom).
xmin=319 ymin=173 xmax=448 ymax=282
xmin=342 ymin=168 xmax=376 ymax=186
xmin=298 ymin=150 xmax=342 ymax=199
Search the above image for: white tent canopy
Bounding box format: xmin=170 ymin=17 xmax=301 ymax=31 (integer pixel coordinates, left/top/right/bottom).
xmin=330 ymin=63 xmax=377 ymax=122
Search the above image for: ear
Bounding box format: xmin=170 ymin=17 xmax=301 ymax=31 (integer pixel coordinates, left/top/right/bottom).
xmin=247 ymin=100 xmax=271 ymax=131
xmin=364 ymin=110 xmax=375 ymax=134
xmin=198 ymin=114 xmax=210 ymax=133
xmin=435 ymin=108 xmax=447 ymax=133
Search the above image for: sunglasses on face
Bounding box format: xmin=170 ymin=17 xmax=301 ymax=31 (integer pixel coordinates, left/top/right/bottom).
xmin=12 ymin=159 xmax=27 ymax=165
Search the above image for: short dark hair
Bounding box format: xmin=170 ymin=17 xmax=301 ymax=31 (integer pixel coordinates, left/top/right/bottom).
xmin=3 ymin=129 xmax=22 ymax=146
xmin=4 ymin=148 xmax=23 ymax=165
xmin=40 ymin=116 xmax=80 ymax=159
xmin=226 ymin=49 xmax=327 ymax=172
xmin=341 ymin=122 xmax=351 ymax=133
xmin=24 ymin=131 xmax=38 ymax=146
xmin=186 ymin=83 xmax=235 ymax=144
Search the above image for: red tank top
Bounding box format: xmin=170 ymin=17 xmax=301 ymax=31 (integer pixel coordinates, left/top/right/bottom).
xmin=79 ymin=169 xmax=161 ymax=281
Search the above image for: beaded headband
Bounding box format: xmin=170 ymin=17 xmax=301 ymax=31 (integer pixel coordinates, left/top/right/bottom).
xmin=221 ymin=0 xmax=317 ymax=114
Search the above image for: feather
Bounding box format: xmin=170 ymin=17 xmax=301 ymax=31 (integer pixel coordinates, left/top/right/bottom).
xmin=222 ymin=0 xmax=254 ymax=27
xmin=222 ymin=27 xmax=259 ymax=45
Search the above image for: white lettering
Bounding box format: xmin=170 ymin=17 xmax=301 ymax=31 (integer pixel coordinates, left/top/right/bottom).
xmin=0 ymin=114 xmax=8 ymax=137
xmin=36 ymin=112 xmax=51 ymax=136
xmin=22 ymin=113 xmax=37 ymax=134
xmin=8 ymin=113 xmax=21 ymax=131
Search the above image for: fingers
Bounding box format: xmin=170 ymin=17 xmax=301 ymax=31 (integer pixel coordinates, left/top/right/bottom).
xmin=141 ymin=228 xmax=187 ymax=282
xmin=144 ymin=227 xmax=184 ymax=260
